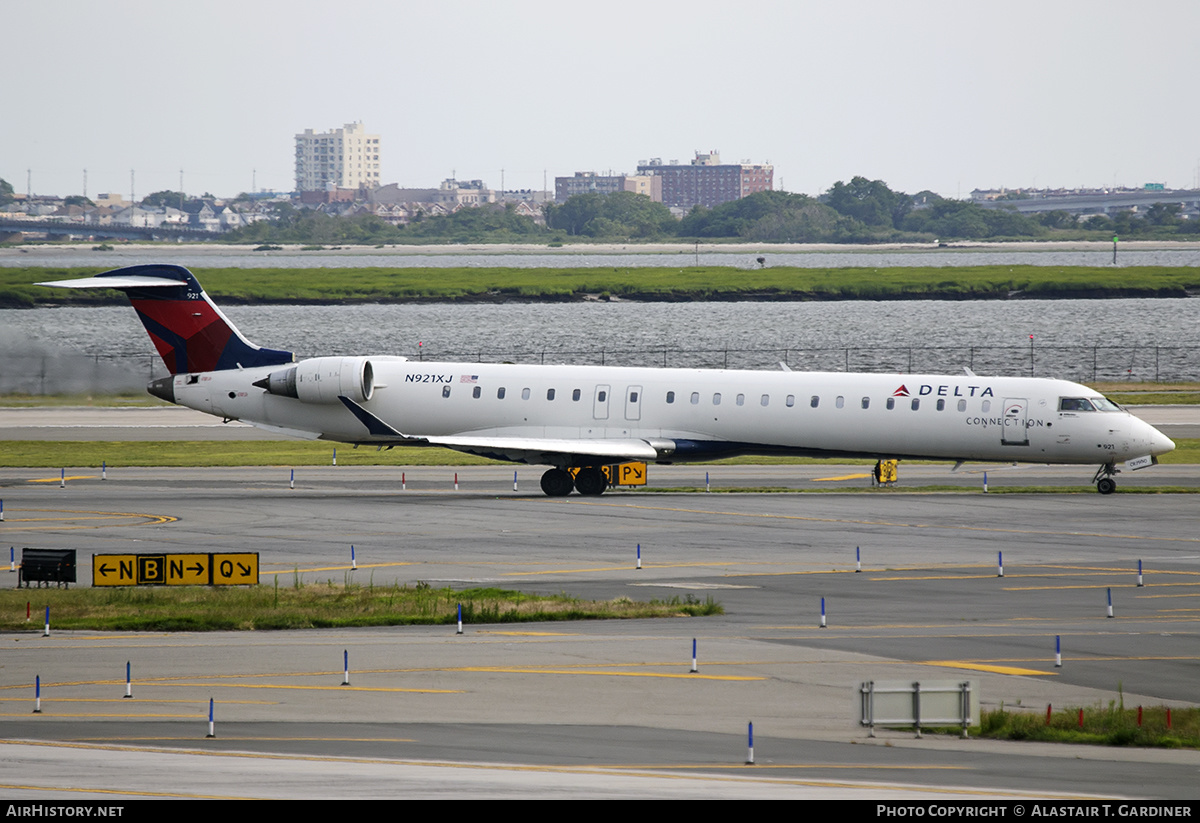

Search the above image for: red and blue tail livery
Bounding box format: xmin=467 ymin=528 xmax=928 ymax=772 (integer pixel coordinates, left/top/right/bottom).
xmin=39 ymin=264 xmax=293 ymax=374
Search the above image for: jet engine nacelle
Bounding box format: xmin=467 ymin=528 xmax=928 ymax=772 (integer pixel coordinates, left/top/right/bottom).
xmin=254 ymin=357 xmax=375 ymax=404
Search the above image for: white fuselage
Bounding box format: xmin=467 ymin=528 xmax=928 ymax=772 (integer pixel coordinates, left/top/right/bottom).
xmin=166 ymin=357 xmax=1174 ymax=469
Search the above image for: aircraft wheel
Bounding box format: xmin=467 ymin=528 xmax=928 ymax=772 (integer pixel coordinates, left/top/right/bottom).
xmin=540 ymin=468 xmax=575 ymax=497
xmin=574 ymin=467 xmax=608 ymax=496
xmin=1097 ymin=477 xmax=1117 ymax=495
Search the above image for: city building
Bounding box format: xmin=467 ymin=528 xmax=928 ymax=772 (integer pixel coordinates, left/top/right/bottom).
xmin=554 ymin=172 xmax=661 ymax=203
xmin=636 ymin=151 xmax=773 ymax=210
xmin=432 ymin=178 xmax=496 ymax=207
xmin=367 ymin=181 xmax=545 ymax=226
xmin=294 ymin=122 xmax=381 ymax=193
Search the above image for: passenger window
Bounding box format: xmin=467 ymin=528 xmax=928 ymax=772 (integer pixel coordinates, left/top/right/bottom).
xmin=547 ymin=388 xmax=555 ymax=400
xmin=786 ymin=395 xmax=794 ymax=407
xmin=472 ymin=386 xmax=481 ymax=399
xmin=936 ymin=399 xmax=944 ymax=411
xmin=713 ymin=393 xmax=721 ymax=405
xmin=736 ymin=394 xmax=745 ymax=406
xmin=761 ymin=394 xmax=769 ymax=407
xmin=521 ymin=388 xmax=531 ymax=400
xmin=442 ymin=386 xmax=451 ymax=398
xmin=666 ymin=391 xmax=675 ymax=404
xmin=835 ymin=396 xmax=844 ymax=409
xmin=981 ymin=400 xmax=991 ymax=413
xmin=598 ymin=390 xmax=607 ymax=402
xmin=572 ymin=389 xmax=581 ymax=401
xmin=861 ymin=397 xmax=870 ymax=409
xmin=957 ymin=399 xmax=966 ymax=412
xmin=886 ymin=397 xmax=895 ymax=410
xmin=630 ymin=391 xmax=638 ymax=403
xmin=810 ymin=396 xmax=819 ymax=408
xmin=691 ymin=392 xmax=699 ymax=405
xmin=911 ymin=398 xmax=920 ymax=410
xmin=497 ymin=387 xmax=506 ymax=399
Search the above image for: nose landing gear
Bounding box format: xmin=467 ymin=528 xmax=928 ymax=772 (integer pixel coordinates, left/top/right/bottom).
xmin=1092 ymin=462 xmax=1119 ymax=495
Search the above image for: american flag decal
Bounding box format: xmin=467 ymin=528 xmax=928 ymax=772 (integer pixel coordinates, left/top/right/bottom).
xmin=460 ymin=375 xmax=478 ymax=384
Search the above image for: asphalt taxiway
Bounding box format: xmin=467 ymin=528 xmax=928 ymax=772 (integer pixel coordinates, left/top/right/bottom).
xmin=0 ymin=466 xmax=1198 ymax=799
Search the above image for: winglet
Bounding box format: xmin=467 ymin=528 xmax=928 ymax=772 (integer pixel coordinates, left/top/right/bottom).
xmin=338 ymin=396 xmax=408 ymax=439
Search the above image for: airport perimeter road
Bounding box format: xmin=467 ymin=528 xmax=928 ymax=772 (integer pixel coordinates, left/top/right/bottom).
xmin=0 ymin=473 xmax=1198 ymax=799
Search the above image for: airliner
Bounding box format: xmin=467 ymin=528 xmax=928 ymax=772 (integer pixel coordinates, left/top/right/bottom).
xmin=40 ymin=264 xmax=1175 ymax=496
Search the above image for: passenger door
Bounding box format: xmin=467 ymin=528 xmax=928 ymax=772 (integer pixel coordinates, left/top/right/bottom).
xmin=1001 ymin=397 xmax=1029 ymax=446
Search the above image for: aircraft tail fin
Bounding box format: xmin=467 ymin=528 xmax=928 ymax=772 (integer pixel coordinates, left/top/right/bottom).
xmin=37 ymin=264 xmax=294 ymax=374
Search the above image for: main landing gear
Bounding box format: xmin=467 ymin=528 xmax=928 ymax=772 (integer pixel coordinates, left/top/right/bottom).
xmin=1092 ymin=462 xmax=1119 ymax=495
xmin=539 ymin=467 xmax=609 ymax=497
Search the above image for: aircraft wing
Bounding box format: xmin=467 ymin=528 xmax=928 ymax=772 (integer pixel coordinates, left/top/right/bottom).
xmin=422 ymin=435 xmax=659 ymax=464
xmin=246 ymin=421 xmax=324 ymax=440
xmin=337 ymin=395 xmax=660 ymax=463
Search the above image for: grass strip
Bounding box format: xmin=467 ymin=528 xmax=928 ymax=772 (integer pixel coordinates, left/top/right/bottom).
xmin=1107 ymin=392 xmax=1200 ymax=405
xmin=965 ymin=704 xmax=1200 ymax=749
xmin=0 ymin=582 xmax=721 ymax=631
xmin=2 ymin=439 xmax=1197 ymax=468
xmin=6 ymin=264 xmax=1200 ymax=307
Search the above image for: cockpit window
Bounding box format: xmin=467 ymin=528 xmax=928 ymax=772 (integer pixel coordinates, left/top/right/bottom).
xmin=1059 ymin=398 xmax=1096 ymax=412
xmin=1091 ymin=397 xmax=1123 ymax=412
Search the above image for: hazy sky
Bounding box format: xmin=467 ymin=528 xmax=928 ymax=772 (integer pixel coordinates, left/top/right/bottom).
xmin=5 ymin=0 xmax=1198 ymax=200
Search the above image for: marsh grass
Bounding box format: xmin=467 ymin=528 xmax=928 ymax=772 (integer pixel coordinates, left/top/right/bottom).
xmin=971 ymin=703 xmax=1200 ymax=749
xmin=0 ymin=582 xmax=722 ymax=631
xmin=7 ymin=264 xmax=1200 ymax=308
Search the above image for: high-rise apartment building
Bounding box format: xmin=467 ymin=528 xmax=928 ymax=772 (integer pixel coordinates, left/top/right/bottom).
xmin=294 ymin=122 xmax=381 ymax=192
xmin=637 ymin=152 xmax=773 ymax=210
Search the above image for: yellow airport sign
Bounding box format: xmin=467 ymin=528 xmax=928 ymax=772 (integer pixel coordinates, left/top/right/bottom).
xmin=92 ymin=553 xmax=259 ymax=587
xmin=569 ymin=462 xmax=648 ymax=488
xmin=213 ymin=553 xmax=259 ymax=585
xmin=92 ymin=554 xmax=138 ymax=587
xmin=167 ymin=554 xmax=211 ymax=585
xmin=613 ymin=462 xmax=647 ymax=486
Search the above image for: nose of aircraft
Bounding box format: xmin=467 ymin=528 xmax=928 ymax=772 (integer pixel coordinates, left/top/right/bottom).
xmin=1150 ymin=426 xmax=1175 ymax=457
xmin=1137 ymin=417 xmax=1175 ymax=457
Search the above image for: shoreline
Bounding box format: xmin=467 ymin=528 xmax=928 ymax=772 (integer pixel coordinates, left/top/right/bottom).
xmin=5 ymin=238 xmax=1200 ymax=260
xmin=11 ymin=286 xmax=1195 ymax=309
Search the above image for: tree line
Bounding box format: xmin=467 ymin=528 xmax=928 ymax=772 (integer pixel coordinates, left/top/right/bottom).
xmin=6 ymin=174 xmax=1197 ymax=244
xmin=228 ymin=178 xmax=1196 ymax=244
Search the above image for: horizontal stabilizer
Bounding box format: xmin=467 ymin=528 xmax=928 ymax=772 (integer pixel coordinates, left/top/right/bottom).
xmin=36 ymin=275 xmax=190 ymax=289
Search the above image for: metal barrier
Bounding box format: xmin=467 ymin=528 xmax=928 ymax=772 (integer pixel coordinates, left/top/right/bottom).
xmin=18 ymin=548 xmax=77 ymax=589
xmin=860 ymin=679 xmax=979 ymax=739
